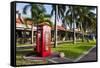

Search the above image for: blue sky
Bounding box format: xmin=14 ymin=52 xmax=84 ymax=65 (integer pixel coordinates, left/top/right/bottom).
xmin=16 ymin=3 xmax=52 ymax=18
xmin=16 ymin=3 xmax=31 ymax=18
xmin=16 ymin=3 xmax=62 ymax=25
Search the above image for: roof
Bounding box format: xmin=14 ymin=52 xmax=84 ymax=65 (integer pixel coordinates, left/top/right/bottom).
xmin=52 ymin=25 xmax=66 ymax=31
xmin=16 ymin=17 xmax=33 ymax=28
xmin=16 ymin=18 xmax=22 ymax=24
xmin=38 ymin=22 xmax=51 ymax=27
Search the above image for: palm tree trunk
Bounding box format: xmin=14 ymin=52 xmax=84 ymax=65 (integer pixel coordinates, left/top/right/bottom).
xmin=54 ymin=5 xmax=58 ymax=48
xmin=71 ymin=6 xmax=76 ymax=44
xmin=73 ymin=21 xmax=76 ymax=44
xmin=82 ymin=32 xmax=84 ymax=42
xmin=81 ymin=23 xmax=84 ymax=42
xmin=31 ymin=23 xmax=34 ymax=44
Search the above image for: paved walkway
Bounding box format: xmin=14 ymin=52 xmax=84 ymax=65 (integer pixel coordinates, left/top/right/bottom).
xmin=48 ymin=52 xmax=73 ymax=63
xmin=23 ymin=52 xmax=73 ymax=64
xmin=78 ymin=47 xmax=97 ymax=62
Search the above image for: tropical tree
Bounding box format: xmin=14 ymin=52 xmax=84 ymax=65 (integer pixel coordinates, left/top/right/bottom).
xmin=64 ymin=6 xmax=96 ymax=43
xmin=64 ymin=6 xmax=80 ymax=44
xmin=23 ymin=4 xmax=51 ymax=44
xmin=76 ymin=6 xmax=96 ymax=42
xmin=51 ymin=4 xmax=66 ymax=47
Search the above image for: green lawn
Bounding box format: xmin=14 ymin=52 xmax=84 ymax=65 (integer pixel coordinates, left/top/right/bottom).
xmin=52 ymin=41 xmax=96 ymax=59
xmin=16 ymin=40 xmax=96 ymax=66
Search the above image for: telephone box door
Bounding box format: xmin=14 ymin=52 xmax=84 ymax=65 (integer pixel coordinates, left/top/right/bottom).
xmin=36 ymin=24 xmax=51 ymax=57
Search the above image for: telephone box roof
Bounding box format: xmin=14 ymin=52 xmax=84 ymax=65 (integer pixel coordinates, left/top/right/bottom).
xmin=38 ymin=22 xmax=51 ymax=27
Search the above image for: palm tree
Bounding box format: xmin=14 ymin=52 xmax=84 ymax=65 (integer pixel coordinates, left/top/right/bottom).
xmin=51 ymin=5 xmax=66 ymax=47
xmin=65 ymin=6 xmax=96 ymax=43
xmin=23 ymin=4 xmax=46 ymax=44
xmin=76 ymin=6 xmax=96 ymax=42
xmin=65 ymin=6 xmax=80 ymax=44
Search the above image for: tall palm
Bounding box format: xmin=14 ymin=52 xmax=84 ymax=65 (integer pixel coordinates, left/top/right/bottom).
xmin=51 ymin=5 xmax=66 ymax=47
xmin=65 ymin=6 xmax=79 ymax=44
xmin=65 ymin=6 xmax=96 ymax=43
xmin=77 ymin=6 xmax=96 ymax=42
xmin=23 ymin=4 xmax=46 ymax=44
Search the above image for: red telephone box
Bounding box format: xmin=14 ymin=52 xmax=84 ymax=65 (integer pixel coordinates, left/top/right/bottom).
xmin=36 ymin=23 xmax=51 ymax=57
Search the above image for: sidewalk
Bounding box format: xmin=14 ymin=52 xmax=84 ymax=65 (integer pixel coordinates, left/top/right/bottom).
xmin=23 ymin=52 xmax=73 ymax=64
xmin=78 ymin=47 xmax=97 ymax=62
